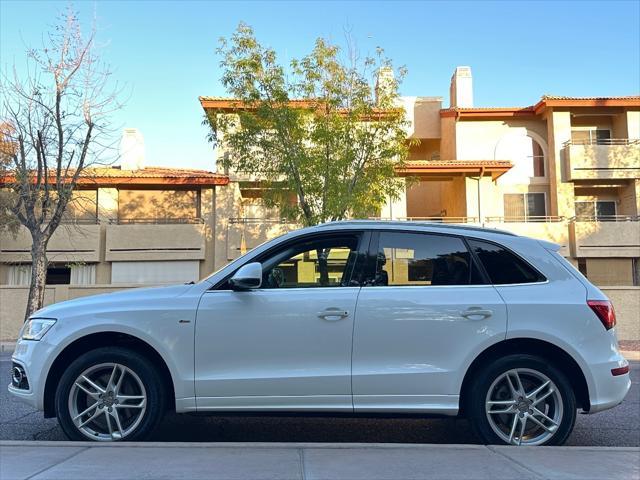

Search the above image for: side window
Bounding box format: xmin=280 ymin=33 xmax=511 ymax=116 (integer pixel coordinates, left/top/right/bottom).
xmin=468 ymin=239 xmax=545 ymax=285
xmin=372 ymin=232 xmax=482 ymax=286
xmin=261 ymin=236 xmax=360 ymax=289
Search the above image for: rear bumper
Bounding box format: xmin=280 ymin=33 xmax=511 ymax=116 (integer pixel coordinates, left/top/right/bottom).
xmin=586 ymin=352 xmax=631 ymax=414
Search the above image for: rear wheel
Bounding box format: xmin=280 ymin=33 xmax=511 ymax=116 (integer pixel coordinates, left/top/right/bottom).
xmin=466 ymin=354 xmax=576 ymax=446
xmin=55 ymin=347 xmax=166 ymax=441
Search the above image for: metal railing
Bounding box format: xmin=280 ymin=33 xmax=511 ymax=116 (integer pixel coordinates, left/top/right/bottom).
xmin=58 ymin=217 xmax=99 ymax=225
xmin=485 ymin=216 xmax=565 ymax=223
xmin=571 ymin=215 xmax=639 ymax=223
xmin=111 ymin=217 xmax=204 ymax=225
xmin=228 ymin=217 xmax=293 ymax=225
xmin=368 ymin=216 xmax=479 ymax=223
xmin=563 ymin=138 xmax=640 ymax=147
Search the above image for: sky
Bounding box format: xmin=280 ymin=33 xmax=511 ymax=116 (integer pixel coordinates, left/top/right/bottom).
xmin=1 ymin=0 xmax=639 ymax=171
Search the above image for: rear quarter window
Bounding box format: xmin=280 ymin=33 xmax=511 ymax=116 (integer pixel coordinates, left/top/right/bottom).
xmin=468 ymin=239 xmax=546 ymax=285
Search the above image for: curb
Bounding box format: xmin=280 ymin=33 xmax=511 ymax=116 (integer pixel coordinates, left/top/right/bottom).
xmin=1 ymin=440 xmax=639 ymax=450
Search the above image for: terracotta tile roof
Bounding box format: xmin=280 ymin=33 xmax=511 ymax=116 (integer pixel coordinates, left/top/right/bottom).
xmin=541 ymin=95 xmax=640 ymax=101
xmin=0 ymin=166 xmax=230 ymax=187
xmin=397 ymin=159 xmax=513 ymax=180
xmin=403 ymin=160 xmax=513 ymax=168
xmin=84 ymin=166 xmax=226 ymax=179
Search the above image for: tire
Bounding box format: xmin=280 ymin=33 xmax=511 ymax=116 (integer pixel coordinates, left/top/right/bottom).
xmin=55 ymin=346 xmax=166 ymax=441
xmin=466 ymin=354 xmax=577 ymax=446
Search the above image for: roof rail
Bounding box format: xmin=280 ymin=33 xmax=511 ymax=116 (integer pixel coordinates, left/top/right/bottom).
xmin=315 ymin=220 xmax=518 ymax=236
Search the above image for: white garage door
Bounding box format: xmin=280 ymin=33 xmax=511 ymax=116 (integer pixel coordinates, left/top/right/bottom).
xmin=111 ymin=261 xmax=200 ymax=285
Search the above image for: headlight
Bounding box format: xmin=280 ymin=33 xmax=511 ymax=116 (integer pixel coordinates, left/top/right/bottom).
xmin=20 ymin=318 xmax=56 ymax=341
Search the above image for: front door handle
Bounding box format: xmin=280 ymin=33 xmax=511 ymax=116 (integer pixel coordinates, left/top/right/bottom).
xmin=318 ymin=308 xmax=349 ymax=321
xmin=461 ymin=308 xmax=493 ymax=319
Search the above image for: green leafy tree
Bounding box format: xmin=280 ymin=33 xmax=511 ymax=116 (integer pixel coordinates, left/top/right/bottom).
xmin=205 ymin=23 xmax=413 ymax=227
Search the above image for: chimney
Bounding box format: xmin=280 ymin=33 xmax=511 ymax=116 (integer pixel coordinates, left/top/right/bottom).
xmin=375 ymin=67 xmax=395 ymax=105
xmin=120 ymin=128 xmax=145 ymax=171
xmin=449 ymin=66 xmax=473 ymax=108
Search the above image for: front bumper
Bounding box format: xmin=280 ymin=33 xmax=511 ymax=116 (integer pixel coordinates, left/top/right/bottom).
xmin=7 ymin=339 xmax=52 ymax=411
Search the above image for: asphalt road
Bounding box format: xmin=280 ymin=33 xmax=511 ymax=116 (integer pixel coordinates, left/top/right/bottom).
xmin=1 ymin=353 xmax=638 ymax=446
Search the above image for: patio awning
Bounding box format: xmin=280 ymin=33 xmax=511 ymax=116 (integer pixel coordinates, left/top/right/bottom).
xmin=396 ymin=160 xmax=513 ymax=181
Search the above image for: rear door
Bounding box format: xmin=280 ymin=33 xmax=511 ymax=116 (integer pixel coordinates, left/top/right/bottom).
xmin=352 ymin=230 xmax=507 ymax=413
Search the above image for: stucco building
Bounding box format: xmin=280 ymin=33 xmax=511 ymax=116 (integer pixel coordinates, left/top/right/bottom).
xmin=203 ymin=67 xmax=640 ymax=289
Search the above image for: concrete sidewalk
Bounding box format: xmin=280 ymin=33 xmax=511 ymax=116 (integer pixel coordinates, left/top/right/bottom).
xmin=0 ymin=441 xmax=638 ymax=480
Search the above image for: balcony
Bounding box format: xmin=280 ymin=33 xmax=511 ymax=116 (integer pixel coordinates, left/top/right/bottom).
xmin=569 ymin=216 xmax=640 ymax=258
xmin=484 ymin=217 xmax=570 ymax=256
xmin=105 ymin=218 xmax=205 ymax=261
xmin=0 ymin=223 xmax=101 ymax=263
xmin=564 ymin=139 xmax=640 ymax=181
xmin=226 ymin=218 xmax=298 ymax=261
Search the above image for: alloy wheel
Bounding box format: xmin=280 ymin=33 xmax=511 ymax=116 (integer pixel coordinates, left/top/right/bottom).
xmin=485 ymin=368 xmax=563 ymax=445
xmin=68 ymin=362 xmax=147 ymax=441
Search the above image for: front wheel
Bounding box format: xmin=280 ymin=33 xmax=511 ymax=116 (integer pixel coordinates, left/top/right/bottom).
xmin=55 ymin=347 xmax=166 ymax=441
xmin=466 ymin=354 xmax=577 ymax=446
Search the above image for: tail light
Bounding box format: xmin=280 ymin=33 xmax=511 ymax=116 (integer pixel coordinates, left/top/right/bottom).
xmin=587 ymin=300 xmax=616 ymax=330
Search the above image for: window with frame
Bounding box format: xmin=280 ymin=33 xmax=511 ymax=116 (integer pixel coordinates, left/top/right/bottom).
xmin=503 ymin=193 xmax=546 ymax=221
xmin=570 ymin=128 xmax=611 ymax=145
xmin=372 ymin=232 xmax=483 ymax=286
xmin=261 ymin=236 xmax=360 ymax=289
xmin=574 ymin=200 xmax=616 ymax=221
xmin=468 ymin=239 xmax=545 ymax=285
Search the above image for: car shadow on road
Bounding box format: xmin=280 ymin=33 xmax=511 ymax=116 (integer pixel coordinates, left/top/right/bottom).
xmin=150 ymin=414 xmax=479 ymax=444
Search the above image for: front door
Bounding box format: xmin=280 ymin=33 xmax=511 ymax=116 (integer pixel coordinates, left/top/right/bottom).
xmin=352 ymin=231 xmax=507 ymax=413
xmin=195 ymin=232 xmax=366 ymax=411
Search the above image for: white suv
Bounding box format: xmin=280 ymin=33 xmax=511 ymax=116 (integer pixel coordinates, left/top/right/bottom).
xmin=9 ymin=221 xmax=630 ymax=444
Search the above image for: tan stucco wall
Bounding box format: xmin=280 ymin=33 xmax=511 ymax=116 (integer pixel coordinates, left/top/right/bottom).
xmin=0 ymin=224 xmax=102 ymax=263
xmin=601 ymin=287 xmax=640 ymax=341
xmin=105 ymin=224 xmax=206 ymax=262
xmin=570 ymin=221 xmax=640 ymax=257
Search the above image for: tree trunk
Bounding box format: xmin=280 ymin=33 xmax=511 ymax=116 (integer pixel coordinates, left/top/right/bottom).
xmin=25 ymin=236 xmax=48 ymax=321
xmin=317 ymin=248 xmax=329 ymax=286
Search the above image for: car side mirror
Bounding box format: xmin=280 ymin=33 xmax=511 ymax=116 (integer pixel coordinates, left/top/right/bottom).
xmin=229 ymin=262 xmax=262 ymax=290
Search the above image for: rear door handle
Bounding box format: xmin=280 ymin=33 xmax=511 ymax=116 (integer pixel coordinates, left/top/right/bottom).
xmin=461 ymin=308 xmax=493 ymax=319
xmin=318 ymin=308 xmax=349 ymax=321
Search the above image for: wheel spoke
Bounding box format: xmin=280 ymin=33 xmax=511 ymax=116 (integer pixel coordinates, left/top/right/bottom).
xmin=106 ymin=365 xmax=119 ymax=392
xmin=505 ymin=373 xmax=519 ymax=397
xmin=110 ymin=408 xmax=125 ymax=438
xmin=114 ymin=367 xmax=126 ymax=395
xmin=508 ymin=414 xmax=519 ymax=444
xmin=512 ymin=370 xmax=525 ymax=396
xmin=517 ymin=416 xmax=527 ymax=446
xmin=77 ymin=407 xmax=103 ymax=428
xmin=526 ymin=380 xmax=550 ymax=400
xmin=105 ymin=409 xmax=114 ymax=437
xmin=72 ymin=401 xmax=99 ymax=421
xmin=531 ymin=388 xmax=555 ymax=406
xmin=531 ymin=406 xmax=559 ymax=427
xmin=528 ymin=413 xmax=558 ymax=432
xmin=81 ymin=375 xmax=106 ymax=394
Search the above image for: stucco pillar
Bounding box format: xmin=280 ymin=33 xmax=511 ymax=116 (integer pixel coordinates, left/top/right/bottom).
xmin=200 ymin=188 xmax=216 ymax=279
xmin=380 ymin=179 xmax=408 ymax=219
xmin=626 ymin=111 xmax=640 ymax=139
xmin=213 ymin=182 xmax=243 ymax=271
xmin=95 ymin=188 xmax=119 ymax=284
xmin=546 ymin=111 xmax=575 ymax=218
